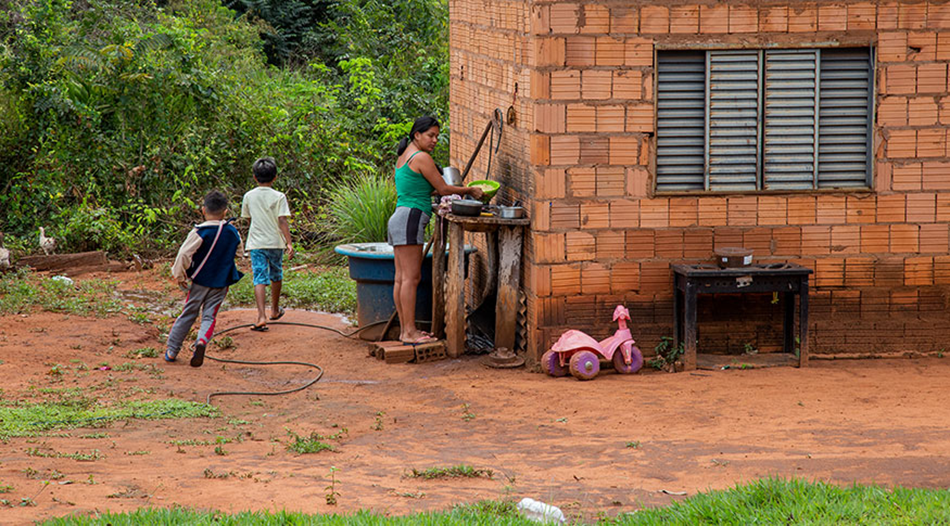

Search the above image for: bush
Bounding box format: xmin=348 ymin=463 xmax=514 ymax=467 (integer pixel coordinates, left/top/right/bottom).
xmin=327 ymin=173 xmax=397 ymax=245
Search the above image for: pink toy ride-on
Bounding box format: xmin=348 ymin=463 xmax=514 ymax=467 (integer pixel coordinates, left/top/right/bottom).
xmin=541 ymin=305 xmax=643 ymax=380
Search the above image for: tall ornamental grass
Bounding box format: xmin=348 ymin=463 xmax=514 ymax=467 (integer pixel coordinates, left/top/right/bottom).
xmin=327 ymin=174 xmax=397 ymax=244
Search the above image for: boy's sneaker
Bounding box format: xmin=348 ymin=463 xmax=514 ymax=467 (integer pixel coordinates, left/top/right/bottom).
xmin=164 ymin=349 xmax=179 ymax=362
xmin=190 ymin=341 xmax=206 ymax=367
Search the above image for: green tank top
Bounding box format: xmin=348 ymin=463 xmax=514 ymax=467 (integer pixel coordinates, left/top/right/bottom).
xmin=395 ymin=151 xmax=435 ymax=212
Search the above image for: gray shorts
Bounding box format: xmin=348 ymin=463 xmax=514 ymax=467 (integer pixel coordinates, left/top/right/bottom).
xmin=388 ymin=206 xmax=430 ymax=246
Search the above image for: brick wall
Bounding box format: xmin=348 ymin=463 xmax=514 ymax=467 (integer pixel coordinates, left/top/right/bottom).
xmin=450 ymin=0 xmax=950 ymax=363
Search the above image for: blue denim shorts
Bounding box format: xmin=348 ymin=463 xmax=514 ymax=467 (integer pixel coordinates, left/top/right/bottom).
xmin=250 ymin=249 xmax=284 ymax=286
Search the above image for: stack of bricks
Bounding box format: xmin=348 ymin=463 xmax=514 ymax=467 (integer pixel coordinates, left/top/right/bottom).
xmin=449 ymin=0 xmax=950 ymax=362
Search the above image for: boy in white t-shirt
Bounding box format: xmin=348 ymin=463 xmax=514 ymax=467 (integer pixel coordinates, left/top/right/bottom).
xmin=241 ymin=157 xmax=294 ymax=331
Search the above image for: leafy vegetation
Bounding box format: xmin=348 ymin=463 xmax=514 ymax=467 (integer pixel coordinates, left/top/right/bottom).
xmin=228 ymin=266 xmax=356 ymax=315
xmin=0 ymin=0 xmax=449 ymax=256
xmin=407 ymin=465 xmax=494 ymax=480
xmin=0 ymin=269 xmax=121 ymax=316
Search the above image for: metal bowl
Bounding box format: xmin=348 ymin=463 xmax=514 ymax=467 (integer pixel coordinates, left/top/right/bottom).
xmin=451 ymin=199 xmax=483 ymax=217
xmin=442 ymin=166 xmax=462 ymax=187
xmin=498 ymin=206 xmax=525 ymax=219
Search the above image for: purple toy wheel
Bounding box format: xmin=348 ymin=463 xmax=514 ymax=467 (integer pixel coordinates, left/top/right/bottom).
xmin=541 ymin=350 xmax=568 ymax=377
xmin=613 ymin=345 xmax=643 ymax=374
xmin=569 ymin=350 xmax=600 ymax=381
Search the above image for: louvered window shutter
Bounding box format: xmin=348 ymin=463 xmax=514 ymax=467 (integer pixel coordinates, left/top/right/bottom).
xmin=763 ymin=50 xmax=818 ymax=190
xmin=656 ymin=51 xmax=706 ymax=192
xmin=818 ymin=48 xmax=873 ymax=188
xmin=707 ymin=50 xmax=761 ymax=192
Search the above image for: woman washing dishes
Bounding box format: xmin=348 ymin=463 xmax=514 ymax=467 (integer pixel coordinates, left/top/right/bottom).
xmin=390 ymin=116 xmax=484 ymax=345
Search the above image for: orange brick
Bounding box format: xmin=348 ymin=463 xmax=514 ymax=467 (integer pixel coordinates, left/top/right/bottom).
xmin=698 ymin=197 xmax=727 ymax=226
xmin=788 ymin=4 xmax=818 ymax=32
xmin=815 ymin=258 xmax=846 ymax=288
xmin=713 ymin=227 xmax=744 ymax=250
xmin=886 ymin=65 xmax=916 ymax=94
xmin=817 ymin=195 xmax=846 ymax=224
xmin=787 ymin=196 xmax=817 ymax=225
xmin=534 ymin=233 xmax=566 ymax=263
xmin=861 ymin=224 xmax=890 ymax=253
xmin=579 ymin=136 xmax=609 ymax=165
xmin=534 ymin=37 xmax=566 ymax=67
xmin=581 ymin=201 xmax=610 ymax=229
xmin=889 ymin=288 xmax=918 ymax=310
xmin=642 ymin=71 xmax=654 ymax=101
xmin=640 ymin=5 xmax=669 ymax=34
xmin=627 ymin=167 xmax=649 ymax=197
xmin=700 ymin=4 xmax=729 ymax=33
xmin=886 ymin=129 xmax=916 ymax=158
xmin=595 ymin=37 xmax=624 ymax=66
xmin=875 ymin=162 xmax=893 ymax=193
xmin=899 ymin=3 xmax=928 ymax=29
xmin=611 ymin=262 xmax=640 ymax=293
xmin=611 ymin=7 xmax=638 ymax=33
xmin=669 ymin=5 xmax=699 ymax=34
xmin=904 ymin=256 xmax=934 ymax=286
xmin=919 ymin=223 xmax=949 ymax=253
xmin=877 ymin=96 xmax=908 ymax=126
xmin=531 ymin=70 xmax=550 ymax=99
xmin=536 ymin=168 xmax=567 ymax=199
xmin=756 ymin=196 xmax=787 ymax=226
xmin=528 ymin=263 xmax=551 ymax=297
xmin=655 ymin=230 xmax=685 ymax=258
xmin=612 ymin=70 xmax=643 ymax=99
xmin=847 ymin=2 xmax=876 ymax=30
xmin=929 ymin=3 xmax=950 ymax=28
xmin=581 ymin=69 xmax=611 ymax=100
xmin=550 ymin=3 xmax=580 ymax=34
xmin=626 ymin=230 xmax=655 ymax=258
xmin=845 ymin=195 xmax=876 ymax=224
xmin=890 ymin=223 xmax=920 ymax=253
xmin=917 ymin=64 xmax=947 ymax=95
xmin=551 ymin=70 xmax=581 ymax=100
xmin=595 ymin=166 xmax=624 ymax=196
xmin=610 ymin=199 xmax=639 ymax=228
xmin=802 ymin=226 xmax=832 ymax=255
xmin=566 ymin=230 xmax=596 ymax=260
xmin=773 ymin=227 xmax=802 ymax=256
xmin=566 ymin=103 xmax=596 ymax=132
xmin=878 ymin=2 xmax=899 ymax=29
xmin=729 ymin=5 xmax=758 ymax=33
xmin=831 ymin=225 xmax=861 ymax=254
xmin=565 ymin=37 xmax=595 ymax=67
xmin=878 ymin=32 xmax=908 ymax=62
xmin=596 ymin=105 xmax=625 ymax=133
xmin=532 ymin=201 xmax=551 ymax=231
xmin=918 ymin=128 xmax=947 ymax=157
xmin=906 ymin=192 xmax=937 ymax=222
xmin=877 ymin=193 xmax=906 ymax=222
xmin=727 ymin=196 xmax=757 ymax=226
xmin=639 ymin=261 xmax=672 ymax=294
xmin=923 ymin=161 xmax=950 ymax=190
xmin=939 ymin=32 xmax=950 ymax=60
xmin=936 ymin=255 xmax=950 ymax=284
xmin=580 ymin=4 xmax=610 ymax=34
xmin=568 ymin=167 xmax=596 ymax=197
xmin=893 ymin=163 xmax=922 ymax=191
xmin=535 ymin=104 xmax=566 ymax=133
xmin=551 ymin=264 xmax=582 ymax=295
xmin=531 ymin=134 xmax=550 ymax=165
xmin=845 ymin=257 xmax=875 ymax=287
xmin=683 ymin=229 xmax=714 ymax=258
xmin=939 ymin=193 xmax=950 ymax=221
xmin=909 ymin=97 xmax=939 ymax=126
xmin=640 ymin=199 xmax=670 ymax=228
xmin=743 ymin=227 xmax=772 ymax=255
xmin=939 ymin=96 xmax=950 ymax=124
xmin=626 ymin=103 xmax=654 ymax=133
xmin=550 ymin=202 xmax=580 ymax=229
xmin=624 ymin=37 xmax=653 ymax=67
xmin=818 ymin=4 xmax=847 ymax=31
xmin=908 ymin=31 xmax=938 ymax=62
xmin=609 ymin=136 xmax=639 ymax=165
xmin=760 ymin=5 xmax=789 ymax=32
xmin=669 ymin=197 xmax=699 ymax=227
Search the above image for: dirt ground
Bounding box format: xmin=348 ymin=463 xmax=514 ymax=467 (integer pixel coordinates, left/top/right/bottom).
xmin=3 ymin=270 xmax=950 ymax=524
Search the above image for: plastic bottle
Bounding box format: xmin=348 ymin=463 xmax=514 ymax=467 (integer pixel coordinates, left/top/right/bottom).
xmin=516 ymin=497 xmax=566 ymax=524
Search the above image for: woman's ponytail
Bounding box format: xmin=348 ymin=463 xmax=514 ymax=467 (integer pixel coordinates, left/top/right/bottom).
xmin=397 ymin=136 xmax=411 ymax=155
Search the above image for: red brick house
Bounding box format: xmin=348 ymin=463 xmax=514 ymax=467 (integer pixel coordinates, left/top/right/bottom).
xmin=448 ymin=0 xmax=950 ymax=364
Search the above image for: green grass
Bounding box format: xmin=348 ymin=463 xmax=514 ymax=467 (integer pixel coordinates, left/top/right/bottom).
xmin=228 ymin=267 xmax=356 ymax=316
xmin=0 ymin=399 xmax=218 ymax=438
xmin=38 ymin=479 xmax=950 ymax=524
xmin=286 ymin=429 xmax=347 ymax=454
xmin=0 ymin=269 xmax=122 ymax=317
xmin=408 ymin=465 xmax=494 ymax=480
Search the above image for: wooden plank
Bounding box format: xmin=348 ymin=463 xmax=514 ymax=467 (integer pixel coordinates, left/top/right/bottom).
xmin=431 ymin=216 xmax=446 ymax=339
xmin=18 ymin=251 xmax=108 ymax=272
xmin=445 ymin=223 xmax=465 ymax=358
xmin=495 ymin=226 xmax=523 ymax=352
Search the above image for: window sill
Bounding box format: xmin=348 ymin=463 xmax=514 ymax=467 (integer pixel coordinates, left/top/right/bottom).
xmin=652 ymin=187 xmax=874 ymax=198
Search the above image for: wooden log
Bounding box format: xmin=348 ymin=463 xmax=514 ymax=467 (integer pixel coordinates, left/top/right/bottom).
xmin=18 ymin=251 xmax=108 ymax=272
xmin=431 ymin=216 xmax=446 ymax=339
xmin=495 ymin=226 xmax=523 ymax=352
xmin=445 ymin=223 xmax=466 ymax=358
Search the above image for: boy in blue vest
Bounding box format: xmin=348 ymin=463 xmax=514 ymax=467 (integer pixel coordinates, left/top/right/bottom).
xmin=166 ymin=190 xmax=244 ymax=367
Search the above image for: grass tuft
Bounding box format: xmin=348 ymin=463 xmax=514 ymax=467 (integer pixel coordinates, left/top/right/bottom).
xmin=408 ymin=465 xmax=494 ymax=480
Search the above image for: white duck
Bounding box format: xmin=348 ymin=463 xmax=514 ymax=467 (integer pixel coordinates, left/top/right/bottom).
xmin=0 ymin=233 xmax=10 ymax=271
xmin=39 ymin=227 xmax=56 ymax=256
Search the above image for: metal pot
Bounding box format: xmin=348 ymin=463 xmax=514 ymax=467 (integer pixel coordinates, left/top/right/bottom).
xmin=451 ymin=199 xmax=483 ymax=217
xmin=498 ymin=206 xmax=525 ymax=219
xmin=442 ymin=166 xmax=462 ymax=187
